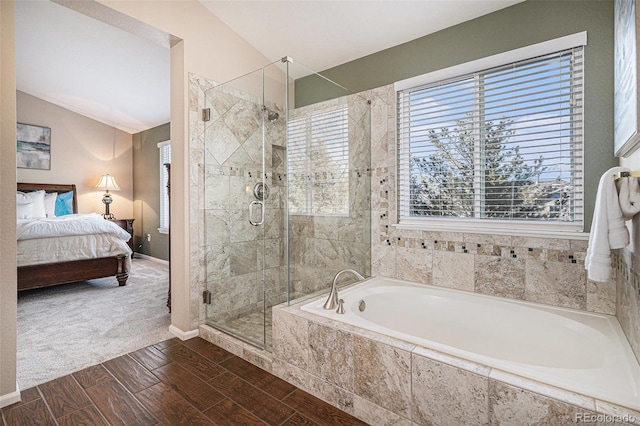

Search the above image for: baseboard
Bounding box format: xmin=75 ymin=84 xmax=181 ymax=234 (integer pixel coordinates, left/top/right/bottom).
xmin=169 ymin=325 xmax=199 ymax=341
xmin=0 ymin=382 xmax=21 ymax=408
xmin=133 ymin=253 xmax=169 ymax=265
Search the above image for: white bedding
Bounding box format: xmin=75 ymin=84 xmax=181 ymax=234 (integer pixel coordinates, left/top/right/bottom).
xmin=17 ymin=213 xmax=133 ymax=268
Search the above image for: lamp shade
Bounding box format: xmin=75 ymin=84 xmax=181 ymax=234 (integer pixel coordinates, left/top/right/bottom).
xmin=94 ymin=174 xmax=120 ymax=191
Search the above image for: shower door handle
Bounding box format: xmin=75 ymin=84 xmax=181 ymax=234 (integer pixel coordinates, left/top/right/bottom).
xmin=249 ymin=200 xmax=264 ymax=226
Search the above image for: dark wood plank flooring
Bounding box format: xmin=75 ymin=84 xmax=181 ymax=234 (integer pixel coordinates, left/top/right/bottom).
xmin=1 ymin=338 xmax=367 ymax=426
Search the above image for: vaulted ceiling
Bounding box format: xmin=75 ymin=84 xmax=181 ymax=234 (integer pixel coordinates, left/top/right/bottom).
xmin=15 ymin=0 xmax=522 ymax=134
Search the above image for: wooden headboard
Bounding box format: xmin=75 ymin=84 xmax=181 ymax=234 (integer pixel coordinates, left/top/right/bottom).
xmin=17 ymin=183 xmax=78 ymax=214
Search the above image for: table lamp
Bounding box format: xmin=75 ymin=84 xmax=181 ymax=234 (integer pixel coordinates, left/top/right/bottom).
xmin=95 ymin=174 xmax=120 ymax=219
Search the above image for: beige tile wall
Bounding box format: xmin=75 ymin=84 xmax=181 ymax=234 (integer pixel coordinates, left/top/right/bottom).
xmin=190 ymin=74 xmax=373 ymax=327
xmin=288 ymin=94 xmax=372 ymax=300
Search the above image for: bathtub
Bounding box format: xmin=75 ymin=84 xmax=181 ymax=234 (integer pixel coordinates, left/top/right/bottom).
xmin=300 ymin=276 xmax=640 ymax=412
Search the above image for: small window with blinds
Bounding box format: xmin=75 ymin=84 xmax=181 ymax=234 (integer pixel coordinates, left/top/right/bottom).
xmin=288 ymin=106 xmax=349 ymax=216
xmin=397 ymin=46 xmax=584 ymax=232
xmin=158 ymin=141 xmax=171 ymax=233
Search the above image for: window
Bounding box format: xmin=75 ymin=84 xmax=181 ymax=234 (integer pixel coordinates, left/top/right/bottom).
xmin=288 ymin=106 xmax=349 ymax=216
xmin=397 ymin=38 xmax=584 ymax=233
xmin=158 ymin=141 xmax=171 ymax=233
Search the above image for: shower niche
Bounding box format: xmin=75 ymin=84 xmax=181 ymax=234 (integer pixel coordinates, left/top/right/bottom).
xmin=199 ymin=58 xmax=371 ymax=350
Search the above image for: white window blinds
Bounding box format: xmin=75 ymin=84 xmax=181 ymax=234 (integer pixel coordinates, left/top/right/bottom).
xmin=288 ymin=106 xmax=349 ymax=216
xmin=158 ymin=141 xmax=171 ymax=231
xmin=397 ymin=47 xmax=584 ymax=231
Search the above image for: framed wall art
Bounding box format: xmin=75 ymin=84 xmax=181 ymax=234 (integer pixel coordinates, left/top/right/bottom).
xmin=17 ymin=123 xmax=51 ymax=170
xmin=614 ymin=0 xmax=640 ymax=157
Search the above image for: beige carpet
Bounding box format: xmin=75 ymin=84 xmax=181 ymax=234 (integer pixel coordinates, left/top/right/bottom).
xmin=17 ymin=257 xmax=173 ymax=390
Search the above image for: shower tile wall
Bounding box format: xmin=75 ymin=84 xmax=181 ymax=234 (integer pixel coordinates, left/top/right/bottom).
xmin=288 ymin=95 xmax=371 ymax=300
xmin=189 ymin=73 xmax=287 ymax=325
xmin=189 ymin=72 xmax=372 ymax=327
xmin=367 ymin=83 xmax=617 ymax=316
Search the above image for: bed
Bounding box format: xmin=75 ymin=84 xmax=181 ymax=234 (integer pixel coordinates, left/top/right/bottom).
xmin=16 ymin=183 xmax=132 ymax=291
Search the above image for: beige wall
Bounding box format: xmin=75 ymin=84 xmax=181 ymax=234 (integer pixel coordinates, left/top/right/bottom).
xmin=133 ymin=122 xmax=170 ymax=261
xmin=0 ymin=0 xmax=18 ymax=406
xmin=17 ymin=91 xmax=134 ymax=219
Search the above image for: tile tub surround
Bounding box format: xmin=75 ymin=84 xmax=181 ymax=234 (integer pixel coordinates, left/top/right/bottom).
xmin=300 ymin=277 xmax=640 ymax=412
xmin=272 ymin=299 xmax=640 ymax=426
xmin=185 ymin=79 xmax=640 ymax=424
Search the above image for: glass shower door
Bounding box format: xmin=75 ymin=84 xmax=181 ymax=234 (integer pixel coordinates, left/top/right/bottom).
xmin=200 ymin=57 xmax=369 ymax=351
xmin=202 ymin=67 xmax=271 ymax=349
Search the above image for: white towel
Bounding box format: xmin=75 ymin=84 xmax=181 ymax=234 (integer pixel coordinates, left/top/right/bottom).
xmin=585 ymin=166 xmax=630 ymax=282
xmin=618 ymin=176 xmax=640 ymax=220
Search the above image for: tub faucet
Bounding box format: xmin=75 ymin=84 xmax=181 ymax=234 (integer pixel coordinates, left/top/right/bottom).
xmin=323 ymin=269 xmax=365 ymax=310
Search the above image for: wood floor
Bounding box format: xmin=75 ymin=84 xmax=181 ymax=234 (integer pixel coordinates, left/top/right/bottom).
xmin=1 ymin=337 xmax=367 ymax=426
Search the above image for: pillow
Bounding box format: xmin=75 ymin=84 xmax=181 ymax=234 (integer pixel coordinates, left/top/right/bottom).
xmin=44 ymin=192 xmax=58 ymax=218
xmin=16 ymin=190 xmax=47 ymax=218
xmin=16 ymin=199 xmax=33 ymax=219
xmin=55 ymin=191 xmax=74 ymax=216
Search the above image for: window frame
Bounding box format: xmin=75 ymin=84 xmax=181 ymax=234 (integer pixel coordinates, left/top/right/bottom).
xmin=158 ymin=140 xmax=171 ymax=234
xmin=287 ymin=105 xmax=350 ymax=217
xmin=394 ymin=32 xmax=588 ymax=237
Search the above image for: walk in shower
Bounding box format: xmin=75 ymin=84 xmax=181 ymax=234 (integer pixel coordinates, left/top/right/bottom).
xmin=200 ymin=58 xmax=371 ymax=350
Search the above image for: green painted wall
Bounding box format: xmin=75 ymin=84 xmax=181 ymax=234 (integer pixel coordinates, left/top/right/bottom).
xmin=296 ymin=0 xmax=615 ymax=232
xmin=132 ymin=122 xmax=170 ymax=261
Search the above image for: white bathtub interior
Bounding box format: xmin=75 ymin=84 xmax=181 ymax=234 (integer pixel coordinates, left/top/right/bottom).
xmin=301 ymin=277 xmax=640 ymax=412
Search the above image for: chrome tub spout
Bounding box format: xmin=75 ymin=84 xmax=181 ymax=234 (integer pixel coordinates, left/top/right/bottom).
xmin=323 ymin=269 xmax=365 ymax=310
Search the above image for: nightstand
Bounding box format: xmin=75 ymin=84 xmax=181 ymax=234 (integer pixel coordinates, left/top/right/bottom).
xmin=108 ymin=218 xmax=135 ymax=254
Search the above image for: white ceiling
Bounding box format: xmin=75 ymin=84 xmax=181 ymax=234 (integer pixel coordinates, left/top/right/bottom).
xmin=15 ymin=0 xmax=171 ymax=134
xmin=201 ymin=0 xmax=524 ymax=74
xmin=15 ymin=0 xmax=523 ymax=134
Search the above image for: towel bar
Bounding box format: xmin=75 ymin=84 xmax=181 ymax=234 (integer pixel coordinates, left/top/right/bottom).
xmin=614 ymin=171 xmax=640 ymax=180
